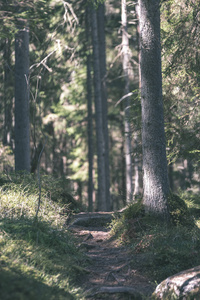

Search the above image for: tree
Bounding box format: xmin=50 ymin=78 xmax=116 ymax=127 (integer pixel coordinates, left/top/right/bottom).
xmin=86 ymin=4 xmax=94 ymax=212
xmin=97 ymin=2 xmax=111 ymax=210
xmin=15 ymin=5 xmax=30 ymax=172
xmin=121 ymin=0 xmax=133 ymax=203
xmin=3 ymin=38 xmax=13 ymax=147
xmin=91 ymin=3 xmax=107 ymax=211
xmin=139 ymin=0 xmax=170 ymax=219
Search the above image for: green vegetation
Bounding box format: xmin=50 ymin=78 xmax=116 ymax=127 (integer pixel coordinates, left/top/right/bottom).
xmin=109 ymin=193 xmax=200 ymax=282
xmin=0 ymin=174 xmax=86 ymax=299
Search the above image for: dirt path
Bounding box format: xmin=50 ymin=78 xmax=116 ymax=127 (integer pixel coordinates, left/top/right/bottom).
xmin=68 ymin=213 xmax=154 ymax=299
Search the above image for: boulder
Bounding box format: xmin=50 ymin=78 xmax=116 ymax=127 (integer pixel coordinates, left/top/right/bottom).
xmin=152 ymin=265 xmax=200 ymax=299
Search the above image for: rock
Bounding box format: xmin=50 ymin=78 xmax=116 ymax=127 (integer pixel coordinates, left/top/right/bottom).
xmin=152 ymin=265 xmax=200 ymax=299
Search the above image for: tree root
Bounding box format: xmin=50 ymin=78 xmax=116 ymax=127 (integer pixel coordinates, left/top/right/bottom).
xmin=85 ymin=286 xmax=145 ymax=298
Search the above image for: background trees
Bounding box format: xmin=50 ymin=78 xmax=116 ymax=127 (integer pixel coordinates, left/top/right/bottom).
xmin=0 ymin=0 xmax=199 ymax=211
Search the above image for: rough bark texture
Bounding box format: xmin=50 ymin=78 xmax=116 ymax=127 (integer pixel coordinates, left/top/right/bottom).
xmin=15 ymin=22 xmax=30 ymax=173
xmin=121 ymin=0 xmax=133 ymax=203
xmin=97 ymin=3 xmax=111 ymax=210
xmin=91 ymin=6 xmax=107 ymax=211
xmin=139 ymin=0 xmax=169 ymax=217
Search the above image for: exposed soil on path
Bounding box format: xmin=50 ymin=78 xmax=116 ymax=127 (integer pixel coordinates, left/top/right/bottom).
xmin=68 ymin=212 xmax=155 ymax=299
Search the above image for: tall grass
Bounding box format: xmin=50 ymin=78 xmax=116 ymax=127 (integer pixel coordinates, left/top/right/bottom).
xmin=0 ymin=173 xmax=86 ymax=299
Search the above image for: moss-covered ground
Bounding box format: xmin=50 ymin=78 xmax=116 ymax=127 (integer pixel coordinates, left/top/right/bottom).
xmin=109 ymin=192 xmax=200 ymax=283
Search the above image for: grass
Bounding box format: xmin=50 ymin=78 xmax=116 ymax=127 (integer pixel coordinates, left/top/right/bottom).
xmin=0 ymin=173 xmax=87 ymax=299
xmin=109 ymin=192 xmax=200 ymax=283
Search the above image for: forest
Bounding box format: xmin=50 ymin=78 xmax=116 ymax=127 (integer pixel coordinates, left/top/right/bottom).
xmin=1 ymin=0 xmax=199 ymax=210
xmin=0 ymin=0 xmax=200 ymax=299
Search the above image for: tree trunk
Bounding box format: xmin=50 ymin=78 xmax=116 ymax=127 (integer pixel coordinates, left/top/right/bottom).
xmin=91 ymin=5 xmax=107 ymax=211
xmin=15 ymin=18 xmax=30 ymax=173
xmin=86 ymin=5 xmax=94 ymax=212
xmin=121 ymin=0 xmax=133 ymax=203
xmin=133 ymin=133 xmax=140 ymax=195
xmin=139 ymin=0 xmax=170 ymax=219
xmin=3 ymin=38 xmax=13 ymax=147
xmin=97 ymin=2 xmax=111 ymax=211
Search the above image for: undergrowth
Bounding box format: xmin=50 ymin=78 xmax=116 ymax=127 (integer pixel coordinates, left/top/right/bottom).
xmin=0 ymin=173 xmax=86 ymax=299
xmin=109 ymin=192 xmax=200 ymax=283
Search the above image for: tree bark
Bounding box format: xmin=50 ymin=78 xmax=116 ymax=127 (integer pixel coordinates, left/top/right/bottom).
xmin=86 ymin=5 xmax=94 ymax=212
xmin=97 ymin=2 xmax=111 ymax=210
xmin=121 ymin=0 xmax=133 ymax=203
xmin=15 ymin=17 xmax=30 ymax=173
xmin=91 ymin=5 xmax=107 ymax=211
xmin=139 ymin=0 xmax=170 ymax=218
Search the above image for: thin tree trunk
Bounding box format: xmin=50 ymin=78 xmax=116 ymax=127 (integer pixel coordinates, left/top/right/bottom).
xmin=15 ymin=17 xmax=30 ymax=173
xmin=133 ymin=133 xmax=140 ymax=195
xmin=86 ymin=5 xmax=94 ymax=212
xmin=91 ymin=5 xmax=107 ymax=211
xmin=121 ymin=0 xmax=133 ymax=203
xmin=3 ymin=38 xmax=13 ymax=147
xmin=133 ymin=3 xmax=141 ymax=196
xmin=139 ymin=0 xmax=170 ymax=219
xmin=97 ymin=3 xmax=110 ymax=210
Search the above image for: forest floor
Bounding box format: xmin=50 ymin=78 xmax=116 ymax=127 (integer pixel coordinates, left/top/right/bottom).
xmin=68 ymin=212 xmax=155 ymax=299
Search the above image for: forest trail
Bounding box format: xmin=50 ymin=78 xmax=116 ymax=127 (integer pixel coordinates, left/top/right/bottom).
xmin=68 ymin=212 xmax=155 ymax=299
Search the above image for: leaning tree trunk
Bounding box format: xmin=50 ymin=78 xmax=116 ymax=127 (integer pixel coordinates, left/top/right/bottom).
xmin=121 ymin=0 xmax=133 ymax=203
xmin=91 ymin=6 xmax=107 ymax=211
xmin=139 ymin=0 xmax=170 ymax=219
xmin=15 ymin=17 xmax=30 ymax=173
xmin=97 ymin=3 xmax=110 ymax=210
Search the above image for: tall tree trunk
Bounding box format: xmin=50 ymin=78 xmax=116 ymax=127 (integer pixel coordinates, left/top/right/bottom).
xmin=139 ymin=0 xmax=170 ymax=219
xmin=91 ymin=5 xmax=107 ymax=211
xmin=87 ymin=53 xmax=94 ymax=211
xmin=133 ymin=3 xmax=141 ymax=196
xmin=97 ymin=3 xmax=110 ymax=210
xmin=86 ymin=5 xmax=94 ymax=212
xmin=15 ymin=17 xmax=30 ymax=173
xmin=121 ymin=0 xmax=133 ymax=203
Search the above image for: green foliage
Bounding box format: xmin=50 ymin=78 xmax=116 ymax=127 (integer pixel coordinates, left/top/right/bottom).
xmin=161 ymin=0 xmax=200 ymax=173
xmin=0 ymin=143 xmax=14 ymax=171
xmin=0 ymin=173 xmax=86 ymax=299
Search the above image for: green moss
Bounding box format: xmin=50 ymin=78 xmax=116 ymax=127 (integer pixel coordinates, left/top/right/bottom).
xmin=168 ymin=193 xmax=195 ymax=227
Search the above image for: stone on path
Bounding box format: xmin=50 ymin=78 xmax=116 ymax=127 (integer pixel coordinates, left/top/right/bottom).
xmin=152 ymin=265 xmax=200 ymax=299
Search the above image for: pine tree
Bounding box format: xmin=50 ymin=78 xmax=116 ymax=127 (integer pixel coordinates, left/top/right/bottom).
xmin=139 ymin=0 xmax=170 ymax=219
